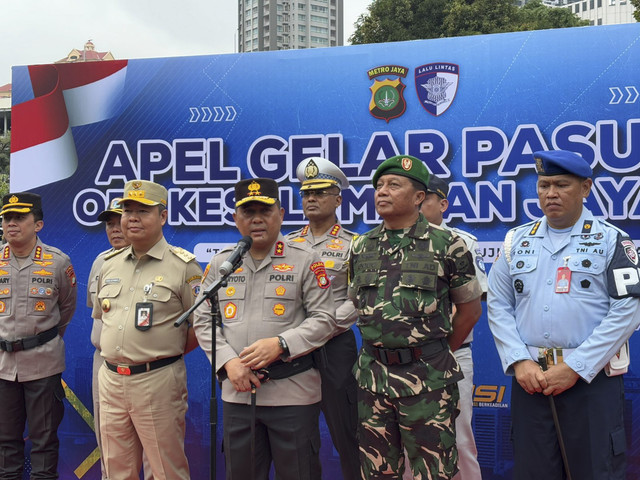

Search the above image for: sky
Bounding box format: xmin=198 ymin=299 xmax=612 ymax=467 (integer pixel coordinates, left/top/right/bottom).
xmin=1 ymin=0 xmax=372 ymax=87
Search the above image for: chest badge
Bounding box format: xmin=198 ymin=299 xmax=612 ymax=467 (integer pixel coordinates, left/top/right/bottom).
xmin=102 ymin=299 xmax=111 ymax=312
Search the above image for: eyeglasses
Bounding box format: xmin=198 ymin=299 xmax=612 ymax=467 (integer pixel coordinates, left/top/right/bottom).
xmin=299 ymin=190 xmax=340 ymax=198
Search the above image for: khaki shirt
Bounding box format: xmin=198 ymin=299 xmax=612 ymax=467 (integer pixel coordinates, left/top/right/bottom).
xmin=286 ymin=223 xmax=357 ymax=333
xmin=87 ymin=248 xmax=112 ymax=350
xmin=0 ymin=238 xmax=78 ymax=382
xmin=93 ymin=238 xmax=202 ymax=364
xmin=194 ymin=234 xmax=337 ymax=406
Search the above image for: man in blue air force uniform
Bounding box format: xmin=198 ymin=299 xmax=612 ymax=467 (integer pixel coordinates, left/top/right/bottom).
xmin=488 ymin=150 xmax=640 ymax=479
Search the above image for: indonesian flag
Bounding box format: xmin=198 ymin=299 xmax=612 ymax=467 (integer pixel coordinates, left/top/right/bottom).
xmin=10 ymin=60 xmax=128 ymax=191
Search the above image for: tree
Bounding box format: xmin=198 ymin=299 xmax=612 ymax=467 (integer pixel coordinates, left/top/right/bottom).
xmin=631 ymin=0 xmax=640 ymax=22
xmin=442 ymin=0 xmax=520 ymax=38
xmin=0 ymin=133 xmax=10 ymax=199
xmin=516 ymin=0 xmax=590 ymax=31
xmin=350 ymin=0 xmax=589 ymax=45
xmin=349 ymin=0 xmax=449 ymax=44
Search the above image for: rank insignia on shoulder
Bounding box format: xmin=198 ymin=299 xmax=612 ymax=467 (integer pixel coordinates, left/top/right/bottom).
xmin=171 ymin=247 xmax=196 ymax=263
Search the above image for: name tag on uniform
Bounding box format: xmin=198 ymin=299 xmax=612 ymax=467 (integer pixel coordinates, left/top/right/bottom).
xmin=135 ymin=302 xmax=153 ymax=331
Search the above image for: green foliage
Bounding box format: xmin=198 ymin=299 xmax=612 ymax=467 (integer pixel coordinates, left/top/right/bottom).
xmin=350 ymin=0 xmax=590 ymax=45
xmin=0 ymin=132 xmax=9 ymax=199
xmin=631 ymin=0 xmax=640 ymax=22
xmin=350 ymin=0 xmax=449 ymax=44
xmin=516 ymin=0 xmax=589 ymax=31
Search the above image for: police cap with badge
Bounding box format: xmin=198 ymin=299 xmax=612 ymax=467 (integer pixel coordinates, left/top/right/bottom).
xmin=372 ymin=154 xmax=431 ymax=189
xmin=235 ymin=178 xmax=279 ymax=207
xmin=297 ymin=157 xmax=349 ymax=192
xmin=533 ymin=150 xmax=592 ymax=178
xmin=0 ymin=192 xmax=43 ymax=216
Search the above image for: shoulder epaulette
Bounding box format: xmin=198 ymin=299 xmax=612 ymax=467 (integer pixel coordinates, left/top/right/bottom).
xmin=170 ymin=246 xmax=196 ymax=263
xmin=105 ymin=247 xmax=128 ymax=260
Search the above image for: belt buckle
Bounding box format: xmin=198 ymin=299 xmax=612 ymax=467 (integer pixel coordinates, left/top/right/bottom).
xmin=539 ymin=347 xmax=563 ymax=367
xmin=116 ymin=365 xmax=132 ymax=375
xmin=7 ymin=340 xmax=23 ymax=353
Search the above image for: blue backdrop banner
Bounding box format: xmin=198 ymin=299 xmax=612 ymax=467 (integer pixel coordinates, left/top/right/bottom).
xmin=10 ymin=23 xmax=640 ymax=479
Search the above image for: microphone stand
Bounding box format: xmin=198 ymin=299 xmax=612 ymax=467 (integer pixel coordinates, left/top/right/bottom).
xmin=174 ymin=254 xmax=246 ymax=480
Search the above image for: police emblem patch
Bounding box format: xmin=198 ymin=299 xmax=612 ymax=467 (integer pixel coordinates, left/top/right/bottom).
xmin=514 ymin=279 xmax=524 ymax=293
xmin=35 ymin=301 xmax=46 ymax=312
xmin=622 ymin=240 xmax=638 ymax=265
xmin=367 ymin=65 xmax=408 ymax=123
xmin=273 ymin=303 xmax=285 ymax=316
xmin=415 ymin=62 xmax=459 ymax=117
xmin=310 ymin=261 xmax=330 ymax=289
xmin=224 ymin=302 xmax=237 ymax=319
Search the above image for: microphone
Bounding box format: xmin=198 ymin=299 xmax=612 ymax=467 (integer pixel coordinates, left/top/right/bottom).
xmin=219 ymin=236 xmax=253 ymax=276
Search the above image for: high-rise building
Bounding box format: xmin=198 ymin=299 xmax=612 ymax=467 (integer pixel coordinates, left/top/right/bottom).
xmin=238 ymin=0 xmax=344 ymax=52
xmin=565 ymin=0 xmax=636 ymax=25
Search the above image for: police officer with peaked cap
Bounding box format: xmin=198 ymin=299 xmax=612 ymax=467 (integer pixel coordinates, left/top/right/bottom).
xmin=349 ymin=155 xmax=483 ymax=479
xmin=286 ymin=157 xmax=361 ymax=480
xmin=0 ymin=192 xmax=77 ymax=479
xmin=92 ymin=180 xmax=202 ymax=479
xmin=488 ymin=150 xmax=640 ymax=479
xmin=194 ymin=177 xmax=338 ymax=480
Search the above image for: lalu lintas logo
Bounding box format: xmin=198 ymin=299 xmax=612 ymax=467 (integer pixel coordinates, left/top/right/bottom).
xmin=415 ymin=62 xmax=459 ymax=117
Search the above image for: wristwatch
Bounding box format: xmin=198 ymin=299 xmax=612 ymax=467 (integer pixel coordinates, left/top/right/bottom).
xmin=277 ymin=335 xmax=290 ymax=357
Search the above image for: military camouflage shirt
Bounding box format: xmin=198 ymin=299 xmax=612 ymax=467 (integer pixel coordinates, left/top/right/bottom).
xmin=348 ymin=214 xmax=482 ymax=398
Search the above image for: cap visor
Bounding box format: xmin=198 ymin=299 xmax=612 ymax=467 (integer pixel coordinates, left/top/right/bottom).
xmin=0 ymin=206 xmax=32 ymax=215
xmin=236 ymin=196 xmax=277 ymax=207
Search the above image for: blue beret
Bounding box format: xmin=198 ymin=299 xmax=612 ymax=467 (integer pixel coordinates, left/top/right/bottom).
xmin=533 ymin=150 xmax=592 ymax=178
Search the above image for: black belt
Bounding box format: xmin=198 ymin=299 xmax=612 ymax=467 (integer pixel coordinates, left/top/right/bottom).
xmin=105 ymin=355 xmax=182 ymax=376
xmin=254 ymin=353 xmax=314 ymax=381
xmin=0 ymin=326 xmax=59 ymax=352
xmin=364 ymin=337 xmax=449 ymax=366
xmin=459 ymin=342 xmax=471 ymax=350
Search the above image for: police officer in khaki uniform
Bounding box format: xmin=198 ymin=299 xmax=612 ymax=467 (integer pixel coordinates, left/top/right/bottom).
xmin=92 ymin=180 xmax=202 ymax=480
xmin=194 ymin=177 xmax=337 ymax=480
xmin=286 ymin=157 xmax=360 ymax=480
xmin=0 ymin=192 xmax=77 ymax=480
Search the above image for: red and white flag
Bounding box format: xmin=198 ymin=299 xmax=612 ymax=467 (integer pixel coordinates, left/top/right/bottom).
xmin=10 ymin=60 xmax=128 ymax=191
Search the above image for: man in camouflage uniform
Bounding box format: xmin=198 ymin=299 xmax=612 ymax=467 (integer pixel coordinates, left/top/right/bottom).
xmin=348 ymin=155 xmax=483 ymax=479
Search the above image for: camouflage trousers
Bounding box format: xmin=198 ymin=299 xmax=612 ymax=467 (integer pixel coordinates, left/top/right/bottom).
xmin=357 ymin=384 xmax=460 ymax=480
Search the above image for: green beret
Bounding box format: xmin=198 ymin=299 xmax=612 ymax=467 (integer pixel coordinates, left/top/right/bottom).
xmin=372 ymin=155 xmax=430 ymax=190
